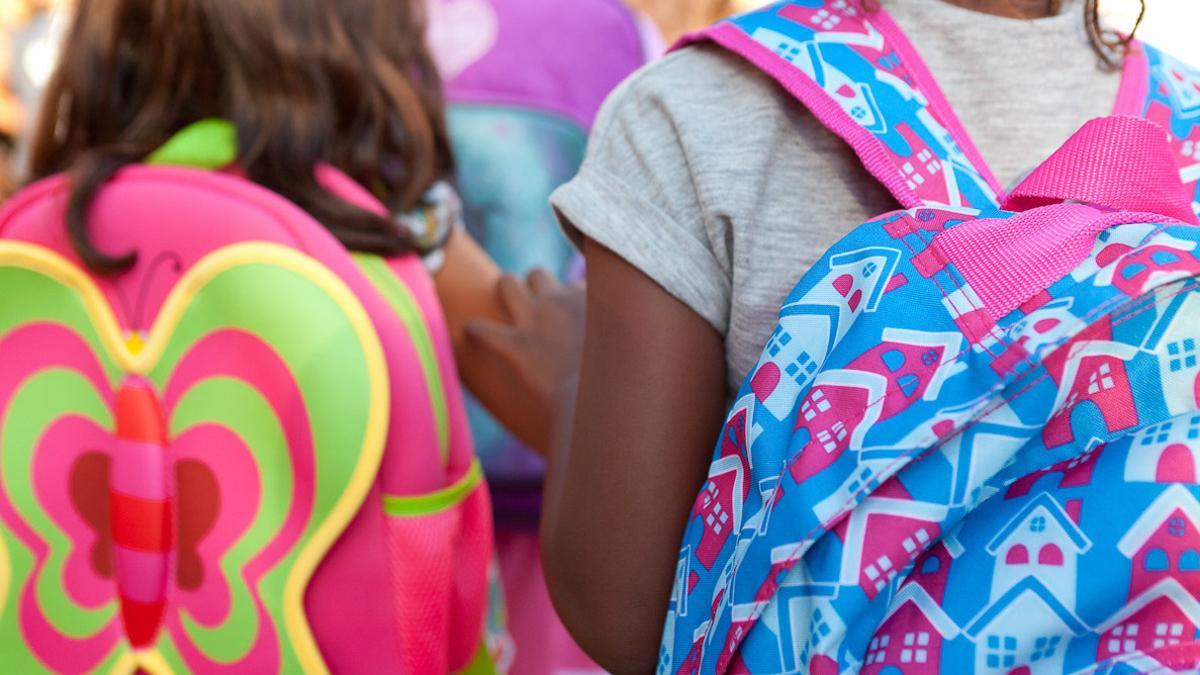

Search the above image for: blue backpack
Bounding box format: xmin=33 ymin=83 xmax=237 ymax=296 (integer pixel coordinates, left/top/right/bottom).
xmin=661 ymin=3 xmax=1200 ymax=673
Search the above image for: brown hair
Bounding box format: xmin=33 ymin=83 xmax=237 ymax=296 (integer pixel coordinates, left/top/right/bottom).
xmin=28 ymin=0 xmax=452 ymax=272
xmin=1084 ymin=0 xmax=1146 ymax=69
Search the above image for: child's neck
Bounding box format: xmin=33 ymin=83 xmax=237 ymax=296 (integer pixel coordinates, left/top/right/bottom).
xmin=937 ymin=0 xmax=1066 ymax=19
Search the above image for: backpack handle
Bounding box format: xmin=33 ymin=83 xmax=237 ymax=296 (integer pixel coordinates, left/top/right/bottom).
xmin=933 ymin=116 xmax=1197 ymax=322
xmin=1002 ymin=116 xmax=1198 ymax=225
xmin=936 ymin=205 xmax=1177 ymax=321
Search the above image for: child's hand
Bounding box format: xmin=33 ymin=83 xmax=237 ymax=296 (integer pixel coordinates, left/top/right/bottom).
xmin=458 ymin=269 xmax=585 ymax=456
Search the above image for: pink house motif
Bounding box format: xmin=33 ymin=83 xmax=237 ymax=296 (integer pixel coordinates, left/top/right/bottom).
xmin=1117 ymin=485 xmax=1200 ymax=600
xmin=1070 ymin=224 xmax=1152 ymax=288
xmin=833 ymin=496 xmax=947 ymax=600
xmin=1089 ymin=226 xmax=1197 ymax=288
xmin=862 ymin=544 xmax=959 ymax=674
xmin=790 ymin=375 xmax=879 ymax=484
xmin=862 ymin=583 xmax=960 ymax=674
xmin=1040 ymin=318 xmax=1139 ymax=450
xmin=894 ymin=122 xmax=950 ymax=205
xmin=792 ymin=328 xmax=962 ymax=486
xmin=883 ymin=208 xmax=972 ymax=240
xmin=693 ymin=450 xmax=749 ymax=570
xmin=845 ymin=329 xmax=963 ymax=418
xmin=1096 ymin=578 xmax=1200 ymax=663
xmin=1124 ymin=416 xmax=1200 ymax=484
xmin=1110 ymin=244 xmax=1200 ymax=298
xmin=984 ymin=492 xmax=1091 ymax=609
xmin=1005 ymin=446 xmax=1100 ymax=499
xmin=778 ymin=0 xmax=866 ymax=33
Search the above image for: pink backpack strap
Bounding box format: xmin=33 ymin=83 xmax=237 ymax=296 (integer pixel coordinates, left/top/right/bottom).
xmin=676 ymin=0 xmax=1003 ymax=209
xmin=1126 ymin=40 xmax=1200 ymax=222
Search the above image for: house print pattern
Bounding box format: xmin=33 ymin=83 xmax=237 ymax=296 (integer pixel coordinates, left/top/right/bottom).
xmin=1143 ymin=45 xmax=1200 ymax=222
xmin=661 ymin=2 xmax=1200 ymax=673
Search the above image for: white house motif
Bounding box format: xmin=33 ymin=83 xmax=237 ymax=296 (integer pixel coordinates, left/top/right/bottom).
xmin=965 ymin=577 xmax=1087 ymax=675
xmin=764 ymin=555 xmax=844 ymax=673
xmin=742 ymin=475 xmax=781 ymax=537
xmin=1141 ymin=290 xmax=1200 ymax=417
xmin=751 ymin=307 xmax=836 ymax=421
xmin=1001 ymin=297 xmax=1084 ymax=359
xmin=811 ymin=457 xmax=895 ymax=524
xmin=1158 ymin=52 xmax=1200 ymax=119
xmin=751 ymin=246 xmax=901 ymax=420
xmin=939 ymin=419 xmax=1038 ymax=509
xmin=984 ymin=492 xmax=1092 ymax=609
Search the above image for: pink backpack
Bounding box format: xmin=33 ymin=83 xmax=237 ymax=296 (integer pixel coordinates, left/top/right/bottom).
xmin=0 ymin=123 xmax=494 ymax=673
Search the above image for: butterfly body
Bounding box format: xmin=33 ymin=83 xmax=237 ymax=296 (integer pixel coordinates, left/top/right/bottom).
xmin=111 ymin=377 xmax=171 ymax=650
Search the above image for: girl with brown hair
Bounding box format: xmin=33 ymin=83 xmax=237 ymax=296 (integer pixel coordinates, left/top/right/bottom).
xmin=26 ymin=0 xmax=566 ymax=450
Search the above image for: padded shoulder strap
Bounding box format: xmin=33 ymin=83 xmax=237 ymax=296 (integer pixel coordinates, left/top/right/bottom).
xmin=677 ymin=0 xmax=1003 ymax=210
xmin=1132 ymin=41 xmax=1200 ymax=222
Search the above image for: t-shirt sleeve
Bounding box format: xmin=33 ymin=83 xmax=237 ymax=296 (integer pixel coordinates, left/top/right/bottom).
xmin=550 ymin=65 xmax=733 ymax=335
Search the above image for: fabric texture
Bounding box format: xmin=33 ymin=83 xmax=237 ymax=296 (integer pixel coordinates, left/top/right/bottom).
xmin=551 ymin=0 xmax=1121 ymax=396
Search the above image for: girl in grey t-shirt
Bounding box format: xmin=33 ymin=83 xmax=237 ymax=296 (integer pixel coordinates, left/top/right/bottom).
xmin=486 ymin=1 xmax=1142 ymax=670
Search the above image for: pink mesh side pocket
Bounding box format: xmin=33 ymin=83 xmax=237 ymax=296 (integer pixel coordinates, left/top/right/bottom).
xmin=447 ymin=484 xmax=495 ymax=672
xmin=383 ymin=463 xmax=495 ymax=674
xmin=385 ymin=507 xmax=462 ymax=674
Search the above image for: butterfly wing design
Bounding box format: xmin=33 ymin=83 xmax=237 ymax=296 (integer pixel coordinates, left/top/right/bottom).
xmin=0 ymin=241 xmax=388 ymax=674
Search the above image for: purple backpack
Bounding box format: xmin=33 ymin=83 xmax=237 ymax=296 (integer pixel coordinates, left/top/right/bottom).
xmin=427 ymin=0 xmax=656 ymax=516
xmin=662 ymin=3 xmax=1200 ymax=673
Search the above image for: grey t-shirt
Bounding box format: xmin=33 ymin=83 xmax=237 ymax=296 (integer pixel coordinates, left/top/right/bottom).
xmin=551 ymin=0 xmax=1121 ymax=396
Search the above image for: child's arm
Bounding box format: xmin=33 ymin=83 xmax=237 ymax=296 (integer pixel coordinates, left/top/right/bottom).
xmin=434 ymin=227 xmax=587 ymax=453
xmin=455 ymin=236 xmax=724 ymax=671
xmin=540 ymin=236 xmax=727 ymax=674
xmin=432 ymin=227 xmax=506 ymax=345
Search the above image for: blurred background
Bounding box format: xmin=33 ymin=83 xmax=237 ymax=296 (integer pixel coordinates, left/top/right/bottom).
xmin=0 ymin=0 xmax=1195 ymax=195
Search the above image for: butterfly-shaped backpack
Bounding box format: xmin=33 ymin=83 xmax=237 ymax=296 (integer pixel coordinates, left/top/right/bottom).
xmin=0 ymin=126 xmax=494 ymax=674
